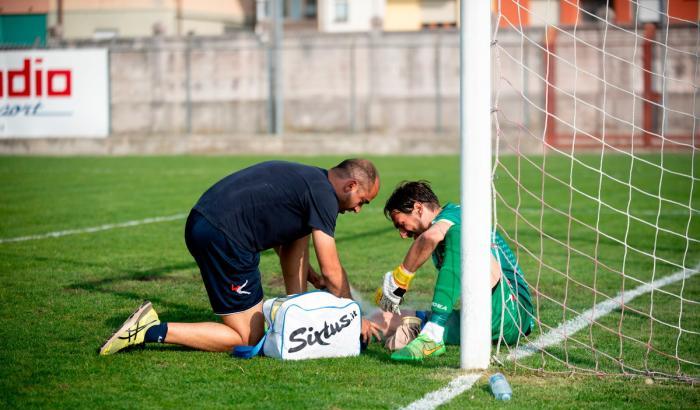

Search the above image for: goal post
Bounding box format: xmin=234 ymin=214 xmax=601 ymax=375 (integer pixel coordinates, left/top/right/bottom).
xmin=459 ymin=0 xmax=493 ymax=370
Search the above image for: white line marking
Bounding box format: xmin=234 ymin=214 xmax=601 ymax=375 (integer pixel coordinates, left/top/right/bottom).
xmin=0 ymin=213 xmax=187 ymax=244
xmin=399 ymin=263 xmax=698 ymax=410
xmin=517 ymin=207 xmax=697 ymax=217
xmin=400 ymin=374 xmax=482 ymax=410
xmin=505 ymin=263 xmax=700 ymax=362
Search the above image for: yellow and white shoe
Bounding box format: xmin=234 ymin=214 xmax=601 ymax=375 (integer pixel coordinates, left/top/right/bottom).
xmin=99 ymin=300 xmax=160 ymax=355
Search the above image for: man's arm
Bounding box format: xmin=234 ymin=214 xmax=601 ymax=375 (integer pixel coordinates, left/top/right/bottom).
xmin=401 ymin=220 xmax=452 ymax=272
xmin=312 ymin=229 xmax=381 ymax=342
xmin=311 ymin=228 xmax=351 ymax=299
xmin=375 ymin=220 xmax=453 ymax=314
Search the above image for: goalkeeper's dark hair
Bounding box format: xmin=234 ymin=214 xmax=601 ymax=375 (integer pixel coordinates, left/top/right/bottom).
xmin=383 ymin=180 xmax=441 ymax=219
xmin=331 ymin=158 xmax=378 ymax=190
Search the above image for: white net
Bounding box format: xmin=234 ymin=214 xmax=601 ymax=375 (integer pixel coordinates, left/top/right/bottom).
xmin=491 ymin=0 xmax=699 ymax=382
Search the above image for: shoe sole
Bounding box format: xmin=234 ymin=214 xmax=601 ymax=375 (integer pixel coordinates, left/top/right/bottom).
xmin=99 ymin=300 xmax=152 ymax=355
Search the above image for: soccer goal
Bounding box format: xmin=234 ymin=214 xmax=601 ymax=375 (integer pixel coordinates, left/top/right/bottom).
xmin=468 ymin=0 xmax=699 ymax=382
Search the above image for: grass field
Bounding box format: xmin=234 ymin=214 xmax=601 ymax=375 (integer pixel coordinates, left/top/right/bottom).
xmin=1 ymin=154 xmax=698 ymax=409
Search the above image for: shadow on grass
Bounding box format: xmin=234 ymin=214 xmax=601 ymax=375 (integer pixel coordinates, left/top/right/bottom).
xmin=479 ymin=382 xmax=492 ymax=396
xmin=361 ymin=344 xmax=462 ymax=369
xmin=66 ymin=260 xmax=219 ymax=326
xmin=106 ymin=343 xmax=203 ymax=355
xmin=102 ymin=303 xmax=217 ymax=329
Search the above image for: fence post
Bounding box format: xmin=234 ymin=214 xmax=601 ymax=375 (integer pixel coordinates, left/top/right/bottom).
xmin=185 ymin=33 xmax=192 ymax=135
xmin=350 ymin=37 xmax=356 ymax=133
xmin=434 ymin=32 xmax=442 ymax=134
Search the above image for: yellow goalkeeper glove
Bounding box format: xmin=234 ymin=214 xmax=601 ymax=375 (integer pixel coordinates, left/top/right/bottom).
xmin=374 ymin=265 xmax=415 ymax=314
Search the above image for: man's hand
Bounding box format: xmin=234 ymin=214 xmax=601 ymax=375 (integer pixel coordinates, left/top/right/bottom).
xmin=361 ymin=318 xmax=382 ymax=344
xmin=307 ymin=266 xmax=326 ymax=290
xmin=374 ymin=265 xmax=415 ymax=314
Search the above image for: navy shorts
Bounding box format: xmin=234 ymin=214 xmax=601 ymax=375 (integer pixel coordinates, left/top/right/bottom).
xmin=184 ymin=210 xmax=264 ymax=315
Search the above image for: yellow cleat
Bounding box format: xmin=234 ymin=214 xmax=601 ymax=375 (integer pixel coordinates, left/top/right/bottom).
xmin=99 ymin=300 xmax=160 ymax=355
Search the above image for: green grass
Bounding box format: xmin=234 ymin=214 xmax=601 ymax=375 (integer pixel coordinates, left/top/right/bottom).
xmin=0 ymin=154 xmax=698 ymax=409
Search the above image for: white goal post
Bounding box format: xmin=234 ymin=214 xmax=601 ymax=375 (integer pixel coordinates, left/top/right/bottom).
xmin=459 ymin=0 xmax=493 ymax=370
xmin=462 ymin=0 xmax=699 ymax=382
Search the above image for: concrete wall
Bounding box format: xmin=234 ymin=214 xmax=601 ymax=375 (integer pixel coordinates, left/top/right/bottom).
xmin=2 ymin=25 xmax=696 ymax=155
xmin=103 ymin=31 xmax=468 ymax=136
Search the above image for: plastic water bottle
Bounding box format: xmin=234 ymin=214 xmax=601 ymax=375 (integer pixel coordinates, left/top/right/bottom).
xmin=489 ymin=373 xmax=513 ymax=401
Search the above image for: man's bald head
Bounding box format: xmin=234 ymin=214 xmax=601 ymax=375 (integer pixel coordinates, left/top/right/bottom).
xmin=331 ymin=159 xmax=379 ymax=191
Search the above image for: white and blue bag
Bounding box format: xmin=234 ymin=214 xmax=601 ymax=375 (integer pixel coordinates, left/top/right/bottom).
xmin=233 ymin=291 xmax=362 ymax=360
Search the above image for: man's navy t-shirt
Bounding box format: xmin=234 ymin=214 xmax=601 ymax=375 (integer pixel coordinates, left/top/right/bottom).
xmin=193 ymin=161 xmax=339 ymax=253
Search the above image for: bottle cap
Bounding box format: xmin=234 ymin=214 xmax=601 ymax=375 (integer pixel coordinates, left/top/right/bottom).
xmin=501 ymin=394 xmax=511 ymax=401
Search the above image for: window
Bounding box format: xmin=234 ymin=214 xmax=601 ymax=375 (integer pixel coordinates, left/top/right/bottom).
xmin=580 ymin=0 xmax=616 ymax=23
xmin=304 ymin=0 xmax=317 ymax=18
xmin=93 ymin=29 xmax=118 ymax=40
xmin=335 ymin=0 xmax=348 ymax=23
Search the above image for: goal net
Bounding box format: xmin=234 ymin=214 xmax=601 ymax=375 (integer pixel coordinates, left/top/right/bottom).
xmin=490 ymin=0 xmax=699 ymax=382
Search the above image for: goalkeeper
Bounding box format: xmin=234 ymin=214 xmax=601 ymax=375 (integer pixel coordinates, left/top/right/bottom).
xmin=375 ymin=181 xmax=535 ymax=362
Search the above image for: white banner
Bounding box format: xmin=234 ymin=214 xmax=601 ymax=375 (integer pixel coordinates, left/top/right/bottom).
xmin=0 ymin=49 xmax=109 ymax=138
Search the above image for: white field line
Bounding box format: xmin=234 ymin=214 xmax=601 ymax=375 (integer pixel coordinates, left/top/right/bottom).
xmin=399 ymin=263 xmax=699 ymax=410
xmin=516 ymin=207 xmax=698 ymax=217
xmin=505 ymin=263 xmax=700 ymax=362
xmin=0 ymin=213 xmax=187 ymax=244
xmin=400 ymin=374 xmax=482 ymax=410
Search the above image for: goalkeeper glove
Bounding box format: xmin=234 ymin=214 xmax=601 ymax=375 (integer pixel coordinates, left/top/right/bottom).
xmin=374 ymin=265 xmax=415 ymax=314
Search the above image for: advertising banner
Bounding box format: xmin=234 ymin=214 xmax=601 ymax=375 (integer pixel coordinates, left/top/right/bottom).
xmin=0 ymin=49 xmax=109 ymax=138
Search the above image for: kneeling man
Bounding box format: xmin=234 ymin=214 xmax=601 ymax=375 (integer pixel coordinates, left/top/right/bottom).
xmin=100 ymin=159 xmax=381 ymax=355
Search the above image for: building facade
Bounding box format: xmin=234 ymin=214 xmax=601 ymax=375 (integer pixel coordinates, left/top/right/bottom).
xmin=0 ymin=0 xmax=49 ymax=46
xmin=0 ymin=0 xmax=254 ymax=43
xmin=499 ymin=0 xmax=699 ymax=27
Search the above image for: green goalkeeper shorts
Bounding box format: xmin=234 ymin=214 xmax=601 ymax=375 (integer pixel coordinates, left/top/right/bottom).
xmin=421 ymin=277 xmax=534 ymax=346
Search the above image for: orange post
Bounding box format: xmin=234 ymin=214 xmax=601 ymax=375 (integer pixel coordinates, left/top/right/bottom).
xmin=560 ymin=0 xmax=579 ymax=26
xmin=668 ymin=0 xmax=699 ymax=24
xmin=497 ymin=0 xmax=530 ymax=28
xmin=614 ymin=0 xmax=633 ymax=25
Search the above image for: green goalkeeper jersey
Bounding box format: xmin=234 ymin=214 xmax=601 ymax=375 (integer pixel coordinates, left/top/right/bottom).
xmin=429 ymin=203 xmax=535 ymax=345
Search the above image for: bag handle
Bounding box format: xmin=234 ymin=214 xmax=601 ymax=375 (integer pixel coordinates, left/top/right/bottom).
xmin=231 ymin=331 xmax=268 ymax=359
